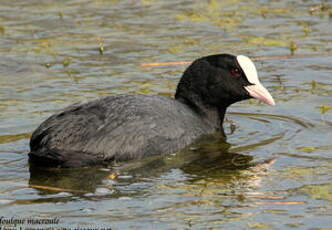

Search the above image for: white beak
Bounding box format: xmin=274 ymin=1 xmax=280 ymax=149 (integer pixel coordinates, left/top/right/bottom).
xmin=237 ymin=55 xmax=275 ymax=106
xmin=244 ymin=84 xmax=275 ymax=106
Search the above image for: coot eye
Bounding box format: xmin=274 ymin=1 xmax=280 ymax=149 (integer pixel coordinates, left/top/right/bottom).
xmin=230 ymin=68 xmax=241 ymax=77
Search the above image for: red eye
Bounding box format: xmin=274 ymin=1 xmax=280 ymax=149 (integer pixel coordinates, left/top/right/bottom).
xmin=230 ymin=68 xmax=241 ymax=77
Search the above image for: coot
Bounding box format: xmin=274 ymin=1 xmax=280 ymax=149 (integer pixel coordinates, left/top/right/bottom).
xmin=29 ymin=54 xmax=275 ymax=168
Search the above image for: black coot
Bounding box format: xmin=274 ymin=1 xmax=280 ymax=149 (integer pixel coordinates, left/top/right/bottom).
xmin=29 ymin=54 xmax=275 ymax=168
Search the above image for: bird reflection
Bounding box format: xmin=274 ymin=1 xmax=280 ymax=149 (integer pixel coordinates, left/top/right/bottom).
xmin=29 ymin=133 xmax=275 ymax=196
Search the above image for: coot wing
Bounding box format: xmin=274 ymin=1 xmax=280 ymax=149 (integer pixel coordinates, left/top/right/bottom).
xmin=29 ymin=95 xmax=202 ymax=167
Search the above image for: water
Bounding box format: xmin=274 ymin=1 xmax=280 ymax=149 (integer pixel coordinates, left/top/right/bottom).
xmin=0 ymin=0 xmax=331 ymax=229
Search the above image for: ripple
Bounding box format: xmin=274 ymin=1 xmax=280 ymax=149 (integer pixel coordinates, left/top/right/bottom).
xmin=0 ymin=0 xmax=331 ymax=228
xmin=229 ymin=112 xmax=315 ymax=128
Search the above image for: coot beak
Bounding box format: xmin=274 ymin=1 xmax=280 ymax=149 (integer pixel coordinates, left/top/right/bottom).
xmin=237 ymin=55 xmax=275 ymax=106
xmin=244 ymin=84 xmax=275 ymax=106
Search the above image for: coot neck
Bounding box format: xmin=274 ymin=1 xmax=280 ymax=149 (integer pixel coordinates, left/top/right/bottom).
xmin=175 ymin=91 xmax=227 ymax=130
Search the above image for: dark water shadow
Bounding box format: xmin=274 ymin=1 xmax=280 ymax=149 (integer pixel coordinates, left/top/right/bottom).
xmin=28 ymin=133 xmax=275 ymax=199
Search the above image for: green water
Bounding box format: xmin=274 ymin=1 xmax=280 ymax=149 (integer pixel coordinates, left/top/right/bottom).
xmin=0 ymin=0 xmax=331 ymax=229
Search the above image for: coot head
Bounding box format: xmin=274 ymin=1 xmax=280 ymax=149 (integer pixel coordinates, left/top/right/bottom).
xmin=175 ymin=54 xmax=275 ymax=110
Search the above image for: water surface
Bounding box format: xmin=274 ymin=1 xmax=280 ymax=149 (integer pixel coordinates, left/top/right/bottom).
xmin=0 ymin=0 xmax=331 ymax=229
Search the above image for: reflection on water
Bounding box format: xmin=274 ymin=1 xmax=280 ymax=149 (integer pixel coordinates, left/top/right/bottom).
xmin=0 ymin=0 xmax=331 ymax=229
xmin=26 ymin=132 xmax=277 ymax=225
xmin=27 ymin=133 xmax=265 ymax=195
